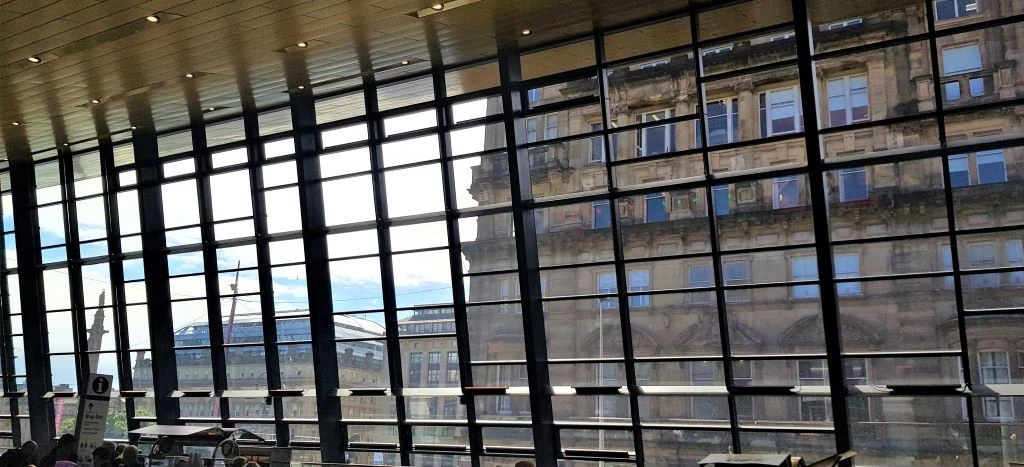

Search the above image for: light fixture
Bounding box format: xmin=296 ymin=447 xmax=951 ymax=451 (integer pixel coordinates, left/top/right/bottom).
xmin=27 ymin=56 xmax=41 ymax=63
xmin=297 ymin=42 xmax=309 ymax=48
xmin=90 ymin=99 xmax=101 ymax=104
xmin=521 ymin=28 xmax=531 ymax=35
xmin=145 ymin=15 xmax=160 ymax=23
xmin=131 ymin=126 xmax=137 ymax=131
xmin=431 ymin=3 xmax=444 ymax=10
xmin=207 ymin=107 xmax=216 ymax=112
xmin=401 ymin=60 xmax=410 ymax=65
xmin=297 ymin=85 xmax=305 ymax=90
xmin=184 ymin=73 xmax=194 ymax=78
xmin=10 ymin=122 xmax=20 ymax=126
xmin=62 ymin=143 xmax=69 ymax=146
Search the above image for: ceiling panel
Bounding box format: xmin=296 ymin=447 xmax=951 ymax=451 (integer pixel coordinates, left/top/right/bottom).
xmin=0 ymin=0 xmax=694 ymax=161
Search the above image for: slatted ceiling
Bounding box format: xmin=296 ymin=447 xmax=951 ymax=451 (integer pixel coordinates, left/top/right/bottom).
xmin=71 ymin=152 xmax=102 ymax=181
xmin=699 ymin=0 xmax=792 ymax=40
xmin=808 ymin=0 xmax=921 ymax=24
xmin=2 ymin=0 xmax=689 ymax=160
xmin=112 ymin=142 xmax=135 ymax=167
xmin=444 ymin=61 xmax=500 ymax=96
xmin=520 ymin=39 xmax=596 ymax=81
xmin=604 ymin=17 xmax=693 ymax=63
xmin=34 ymin=160 xmax=60 ymax=188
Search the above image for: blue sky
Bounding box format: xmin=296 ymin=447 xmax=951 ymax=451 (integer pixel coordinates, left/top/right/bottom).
xmin=8 ymin=99 xmax=492 ymax=391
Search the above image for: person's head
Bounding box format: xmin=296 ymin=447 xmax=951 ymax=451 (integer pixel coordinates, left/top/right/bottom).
xmin=230 ymin=457 xmax=247 ymax=467
xmin=55 ymin=435 xmax=74 ymax=448
xmin=92 ymin=446 xmax=111 ymax=463
xmin=100 ymin=442 xmax=115 ymax=454
xmin=513 ymin=461 xmax=536 ymax=467
xmin=122 ymin=446 xmax=138 ymax=463
xmin=114 ymin=445 xmax=126 ymax=457
xmin=20 ymin=441 xmax=37 ymax=458
xmin=1 ymin=448 xmax=26 ymax=467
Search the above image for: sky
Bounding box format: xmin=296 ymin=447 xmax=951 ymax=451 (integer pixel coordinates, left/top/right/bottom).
xmin=5 ymin=98 xmax=494 ymax=391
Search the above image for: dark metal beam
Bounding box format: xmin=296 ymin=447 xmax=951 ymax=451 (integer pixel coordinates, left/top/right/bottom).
xmin=791 ymin=0 xmax=851 ymax=461
xmin=288 ymin=88 xmax=347 ymax=462
xmin=497 ymin=46 xmax=558 ymax=466
xmin=133 ymin=114 xmax=181 ymax=425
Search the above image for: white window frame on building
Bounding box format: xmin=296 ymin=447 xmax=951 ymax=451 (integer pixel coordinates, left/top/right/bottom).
xmin=724 ymin=261 xmax=751 ymax=303
xmin=713 ymin=185 xmax=731 ymax=216
xmin=950 ymin=150 xmax=1007 ymax=187
xmin=935 ymin=0 xmax=979 ymax=21
xmin=589 ymin=122 xmax=605 ymax=163
xmin=644 ymin=192 xmax=667 ymax=223
xmin=838 ymin=167 xmax=869 ymax=202
xmin=593 ymin=200 xmax=612 ymax=229
xmin=637 ymin=108 xmax=676 ymax=157
xmin=734 ymin=361 xmax=754 ymax=419
xmin=701 ymin=44 xmax=733 ymax=57
xmin=703 ymin=97 xmax=740 ymax=146
xmin=527 ymin=87 xmax=543 ymax=103
xmin=942 ymin=43 xmax=982 ymax=77
xmin=628 ymin=269 xmax=650 ymax=308
xmin=827 ymin=75 xmax=869 ymax=127
xmin=773 ymin=175 xmax=802 ymax=209
xmin=760 ymin=86 xmax=802 ymax=137
xmin=967 ymin=242 xmax=999 ymax=288
xmin=598 ymin=272 xmax=617 ymax=310
xmin=688 ymin=264 xmax=714 ymax=304
xmin=1008 ymin=239 xmax=1024 ymax=286
xmin=826 ymin=18 xmax=863 ymax=29
xmin=690 ymin=361 xmax=719 ymax=420
xmin=526 ymin=113 xmax=558 ymax=143
xmin=978 ymin=351 xmax=1014 ymax=421
xmin=941 ymin=244 xmax=955 ymax=289
xmin=798 ymin=360 xmax=831 ymax=422
xmin=834 ymin=252 xmax=862 ymax=296
xmin=791 ymin=256 xmax=819 ymax=299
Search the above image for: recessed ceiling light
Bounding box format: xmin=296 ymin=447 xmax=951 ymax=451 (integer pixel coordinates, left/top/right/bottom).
xmin=131 ymin=126 xmax=137 ymax=131
xmin=10 ymin=122 xmax=20 ymax=126
xmin=431 ymin=3 xmax=444 ymax=10
xmin=207 ymin=107 xmax=216 ymax=112
xmin=184 ymin=73 xmax=194 ymax=78
xmin=90 ymin=99 xmax=101 ymax=104
xmin=27 ymin=56 xmax=41 ymax=63
xmin=297 ymin=85 xmax=305 ymax=90
xmin=521 ymin=28 xmax=531 ymax=36
xmin=297 ymin=42 xmax=309 ymax=48
xmin=145 ymin=15 xmax=160 ymax=23
xmin=62 ymin=143 xmax=69 ymax=146
xmin=401 ymin=60 xmax=410 ymax=65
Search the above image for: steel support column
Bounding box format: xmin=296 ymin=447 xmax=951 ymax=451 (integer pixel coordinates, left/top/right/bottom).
xmin=791 ymin=0 xmax=852 ymax=460
xmin=288 ymin=88 xmax=347 ymax=462
xmin=8 ymin=156 xmax=57 ymax=442
xmin=133 ymin=120 xmax=181 ymax=425
xmin=361 ymin=76 xmax=413 ymax=465
xmin=497 ymin=47 xmax=558 ymax=466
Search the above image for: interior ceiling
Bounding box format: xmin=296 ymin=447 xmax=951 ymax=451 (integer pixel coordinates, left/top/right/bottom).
xmin=0 ymin=0 xmax=708 ymax=162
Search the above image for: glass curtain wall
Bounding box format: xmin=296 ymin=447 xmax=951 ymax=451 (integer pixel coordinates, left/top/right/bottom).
xmin=3 ymin=0 xmax=1024 ymax=465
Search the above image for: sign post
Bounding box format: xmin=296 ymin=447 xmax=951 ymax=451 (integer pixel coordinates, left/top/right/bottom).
xmin=75 ymin=374 xmax=113 ymax=465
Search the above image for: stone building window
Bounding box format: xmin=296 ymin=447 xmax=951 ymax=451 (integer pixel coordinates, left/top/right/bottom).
xmin=827 ymin=75 xmax=869 ymax=127
xmin=628 ymin=269 xmax=650 ymax=308
xmin=979 ymin=351 xmax=1013 ymax=421
xmin=760 ymin=86 xmax=802 ymax=137
xmin=703 ymin=98 xmax=739 ymax=146
xmin=637 ymin=109 xmax=676 ymax=157
xmin=838 ymin=168 xmax=868 ymax=202
xmin=935 ymin=0 xmax=978 ymax=21
xmin=791 ymin=256 xmax=819 ymax=299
